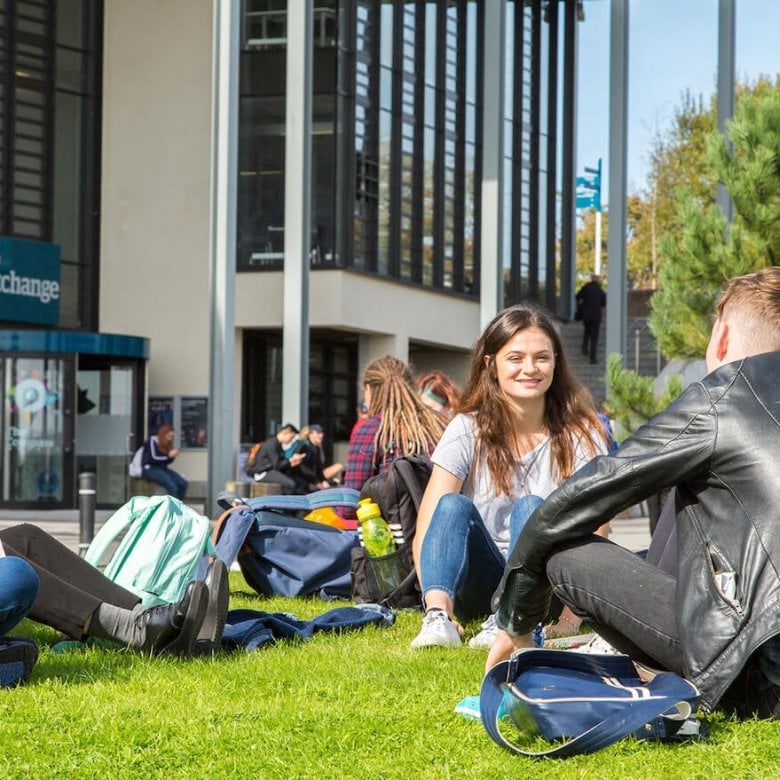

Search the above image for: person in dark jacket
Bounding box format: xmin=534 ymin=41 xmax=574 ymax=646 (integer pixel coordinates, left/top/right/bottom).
xmin=488 ymin=267 xmax=780 ymax=719
xmin=575 ymin=273 xmax=606 ymax=364
xmin=141 ymin=424 xmax=187 ymax=499
xmin=293 ymin=424 xmax=343 ymax=491
xmin=245 ymin=423 xmax=307 ymax=494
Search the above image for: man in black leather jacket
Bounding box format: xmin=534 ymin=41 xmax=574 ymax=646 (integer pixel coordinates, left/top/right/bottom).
xmin=488 ymin=267 xmax=780 ymax=718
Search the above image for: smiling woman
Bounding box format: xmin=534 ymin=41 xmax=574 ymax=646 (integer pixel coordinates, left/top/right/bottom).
xmin=410 ymin=303 xmax=611 ymax=651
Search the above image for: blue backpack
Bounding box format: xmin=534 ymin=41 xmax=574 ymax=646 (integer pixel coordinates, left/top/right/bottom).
xmin=85 ymin=495 xmax=216 ymax=607
xmin=212 ymin=487 xmax=360 ymax=599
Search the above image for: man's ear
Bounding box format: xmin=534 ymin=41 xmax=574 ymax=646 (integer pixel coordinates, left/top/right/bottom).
xmin=714 ymin=320 xmax=730 ymax=361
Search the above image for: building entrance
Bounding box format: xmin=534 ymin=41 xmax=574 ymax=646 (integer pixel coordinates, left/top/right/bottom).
xmin=0 ymin=331 xmax=148 ymax=509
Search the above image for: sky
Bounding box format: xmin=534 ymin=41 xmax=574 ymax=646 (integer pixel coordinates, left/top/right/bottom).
xmin=576 ymin=0 xmax=780 ymax=202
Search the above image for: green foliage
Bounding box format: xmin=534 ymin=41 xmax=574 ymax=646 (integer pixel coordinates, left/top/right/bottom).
xmin=628 ymin=91 xmax=718 ymax=290
xmin=3 ymin=575 xmax=780 ymax=778
xmin=649 ymin=78 xmax=779 ymax=359
xmin=649 ymin=198 xmax=732 ymax=358
xmin=709 ymin=78 xmax=780 ymax=266
xmin=605 ymin=353 xmax=684 ymax=439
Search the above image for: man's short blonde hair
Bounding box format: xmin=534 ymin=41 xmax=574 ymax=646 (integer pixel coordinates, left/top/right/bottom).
xmin=716 ymin=266 xmax=780 ymax=353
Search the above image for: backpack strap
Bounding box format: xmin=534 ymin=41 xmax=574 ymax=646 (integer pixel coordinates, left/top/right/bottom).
xmin=392 ymin=457 xmax=428 ymax=510
xmin=210 ymin=505 xmax=257 ymax=567
xmin=84 ymin=496 xmax=160 ymax=569
xmin=246 ymin=486 xmax=360 ymax=512
xmin=480 ymin=651 xmax=699 ymax=758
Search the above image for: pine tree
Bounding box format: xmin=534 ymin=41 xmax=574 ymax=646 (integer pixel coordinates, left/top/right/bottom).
xmin=649 ymin=78 xmax=778 ymax=359
xmin=608 ymin=78 xmax=779 ymax=432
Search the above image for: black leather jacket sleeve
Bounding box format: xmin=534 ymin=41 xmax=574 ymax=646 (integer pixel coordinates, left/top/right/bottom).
xmin=493 ymin=381 xmax=717 ymax=635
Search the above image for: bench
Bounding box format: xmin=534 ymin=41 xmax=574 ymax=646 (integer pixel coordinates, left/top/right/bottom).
xmin=223 ymin=480 xmax=282 ymax=498
xmin=127 ymin=478 xmax=208 ymax=513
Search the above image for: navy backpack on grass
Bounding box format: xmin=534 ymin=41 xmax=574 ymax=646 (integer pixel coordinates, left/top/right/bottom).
xmin=213 ymin=488 xmax=360 ymax=599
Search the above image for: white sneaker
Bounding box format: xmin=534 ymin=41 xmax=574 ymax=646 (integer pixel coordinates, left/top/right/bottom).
xmin=410 ymin=609 xmax=462 ymax=648
xmin=572 ymin=633 xmax=621 ymax=655
xmin=468 ymin=614 xmax=499 ymax=648
xmin=468 ymin=614 xmax=545 ymax=649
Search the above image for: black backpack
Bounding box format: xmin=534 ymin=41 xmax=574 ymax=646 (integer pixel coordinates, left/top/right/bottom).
xmin=351 ymin=455 xmax=432 ymax=609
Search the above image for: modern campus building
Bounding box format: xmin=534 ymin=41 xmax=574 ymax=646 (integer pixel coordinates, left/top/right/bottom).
xmin=0 ymin=0 xmax=597 ymax=509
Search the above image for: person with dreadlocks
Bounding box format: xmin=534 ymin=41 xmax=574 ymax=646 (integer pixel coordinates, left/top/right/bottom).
xmin=410 ymin=303 xmax=611 ymax=649
xmin=343 ymin=355 xmax=447 ymax=494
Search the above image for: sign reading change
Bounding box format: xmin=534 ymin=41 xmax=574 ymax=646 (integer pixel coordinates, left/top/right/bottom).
xmin=0 ymin=236 xmax=61 ymax=326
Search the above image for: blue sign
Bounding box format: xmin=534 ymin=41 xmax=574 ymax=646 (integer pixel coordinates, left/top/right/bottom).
xmin=576 ymin=158 xmax=603 ymax=212
xmin=0 ymin=236 xmax=61 ymax=326
xmin=576 ymin=192 xmax=600 ymax=210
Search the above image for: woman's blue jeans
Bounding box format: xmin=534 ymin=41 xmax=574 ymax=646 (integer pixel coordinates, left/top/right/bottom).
xmin=419 ymin=493 xmax=543 ymax=623
xmin=0 ymin=556 xmax=39 ymax=637
xmin=143 ymin=467 xmax=188 ymax=499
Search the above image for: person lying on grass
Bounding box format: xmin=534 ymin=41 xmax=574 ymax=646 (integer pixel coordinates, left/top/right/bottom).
xmin=0 ymin=523 xmax=228 ymax=658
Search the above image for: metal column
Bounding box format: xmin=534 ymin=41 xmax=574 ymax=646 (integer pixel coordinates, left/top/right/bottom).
xmin=606 ymin=0 xmax=628 ymax=366
xmin=480 ymin=0 xmax=506 ymax=328
xmin=717 ymin=0 xmax=735 ymax=222
xmin=282 ymin=1 xmax=313 ymax=427
xmin=207 ymin=0 xmax=239 ymax=511
xmin=560 ymin=0 xmax=578 ymax=319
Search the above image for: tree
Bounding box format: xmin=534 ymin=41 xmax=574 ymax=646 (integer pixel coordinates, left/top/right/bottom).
xmin=605 ymin=354 xmax=684 ymax=442
xmin=575 ymin=94 xmax=717 ymax=290
xmin=649 ymin=78 xmax=779 ymax=359
xmin=608 ymin=78 xmax=780 ymax=432
xmin=628 ymin=91 xmax=718 ymax=289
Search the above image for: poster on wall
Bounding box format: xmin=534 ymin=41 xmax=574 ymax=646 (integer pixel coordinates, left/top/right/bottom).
xmin=180 ymin=396 xmax=208 ymax=449
xmin=148 ymin=396 xmax=175 ymax=436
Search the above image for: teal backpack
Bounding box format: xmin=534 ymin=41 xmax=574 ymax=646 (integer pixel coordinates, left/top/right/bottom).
xmin=85 ymin=495 xmax=217 ymax=607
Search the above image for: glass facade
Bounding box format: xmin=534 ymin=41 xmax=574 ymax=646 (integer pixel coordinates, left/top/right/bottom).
xmin=236 ymin=1 xmax=576 ymax=314
xmin=237 ymin=1 xmax=580 ymax=442
xmin=0 ymin=0 xmax=103 ymax=330
xmin=237 ymin=1 xmax=487 ymax=299
xmin=241 ymin=329 xmax=357 ymax=462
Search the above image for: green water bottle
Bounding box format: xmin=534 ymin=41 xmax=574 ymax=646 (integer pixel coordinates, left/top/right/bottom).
xmin=356 ymin=499 xmax=396 ymax=557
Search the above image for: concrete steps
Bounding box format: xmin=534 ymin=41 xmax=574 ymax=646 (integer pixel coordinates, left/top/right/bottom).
xmin=558 ymin=319 xmax=608 ymax=404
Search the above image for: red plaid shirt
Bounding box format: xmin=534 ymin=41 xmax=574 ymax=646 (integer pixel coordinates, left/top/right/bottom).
xmin=343 ymin=415 xmax=385 ymax=493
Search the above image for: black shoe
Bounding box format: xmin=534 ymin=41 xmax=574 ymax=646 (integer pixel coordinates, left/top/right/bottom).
xmin=0 ymin=638 xmax=38 ymax=687
xmin=590 ymin=359 xmax=597 ymax=365
xmin=135 ymin=580 xmax=208 ymax=657
xmin=193 ymin=559 xmax=230 ymax=656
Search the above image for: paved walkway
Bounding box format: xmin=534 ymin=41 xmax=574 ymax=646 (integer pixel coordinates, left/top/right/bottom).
xmin=0 ymin=506 xmax=653 ymax=555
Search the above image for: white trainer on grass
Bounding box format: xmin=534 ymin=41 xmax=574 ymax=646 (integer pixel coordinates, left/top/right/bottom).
xmin=410 ymin=608 xmax=462 ymax=648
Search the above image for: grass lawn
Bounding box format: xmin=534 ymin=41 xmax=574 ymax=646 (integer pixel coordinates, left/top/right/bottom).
xmin=1 ymin=571 xmax=779 ymax=779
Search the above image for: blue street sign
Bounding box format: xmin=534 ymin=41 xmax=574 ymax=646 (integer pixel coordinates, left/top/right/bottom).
xmin=576 ymin=193 xmax=599 ymax=209
xmin=576 ymin=158 xmax=602 ymax=211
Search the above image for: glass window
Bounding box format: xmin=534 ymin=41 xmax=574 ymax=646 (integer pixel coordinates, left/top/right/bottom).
xmin=0 ymin=0 xmax=101 ymax=330
xmin=1 ymin=356 xmax=67 ymax=503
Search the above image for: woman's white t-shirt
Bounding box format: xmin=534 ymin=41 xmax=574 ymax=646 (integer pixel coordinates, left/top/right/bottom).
xmin=431 ymin=413 xmax=607 ymax=555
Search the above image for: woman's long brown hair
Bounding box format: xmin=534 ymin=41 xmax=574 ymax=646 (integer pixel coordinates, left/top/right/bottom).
xmin=458 ymin=304 xmax=605 ymax=496
xmin=155 ymin=423 xmax=174 ymax=455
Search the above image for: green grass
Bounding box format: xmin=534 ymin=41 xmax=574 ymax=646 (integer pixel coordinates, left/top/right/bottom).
xmin=1 ymin=572 xmax=779 ymax=779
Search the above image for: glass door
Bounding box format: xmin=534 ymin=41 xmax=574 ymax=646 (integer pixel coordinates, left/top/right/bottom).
xmin=0 ymin=355 xmax=74 ymax=506
xmin=76 ymin=362 xmax=139 ymax=507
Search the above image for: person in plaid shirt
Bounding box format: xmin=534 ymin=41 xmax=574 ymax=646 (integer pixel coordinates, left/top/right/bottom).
xmin=343 ymin=355 xmax=447 ymax=493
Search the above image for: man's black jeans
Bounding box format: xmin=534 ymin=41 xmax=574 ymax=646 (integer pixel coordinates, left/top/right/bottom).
xmin=546 ymin=535 xmax=780 ymax=718
xmin=581 ymin=319 xmax=601 ymax=363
